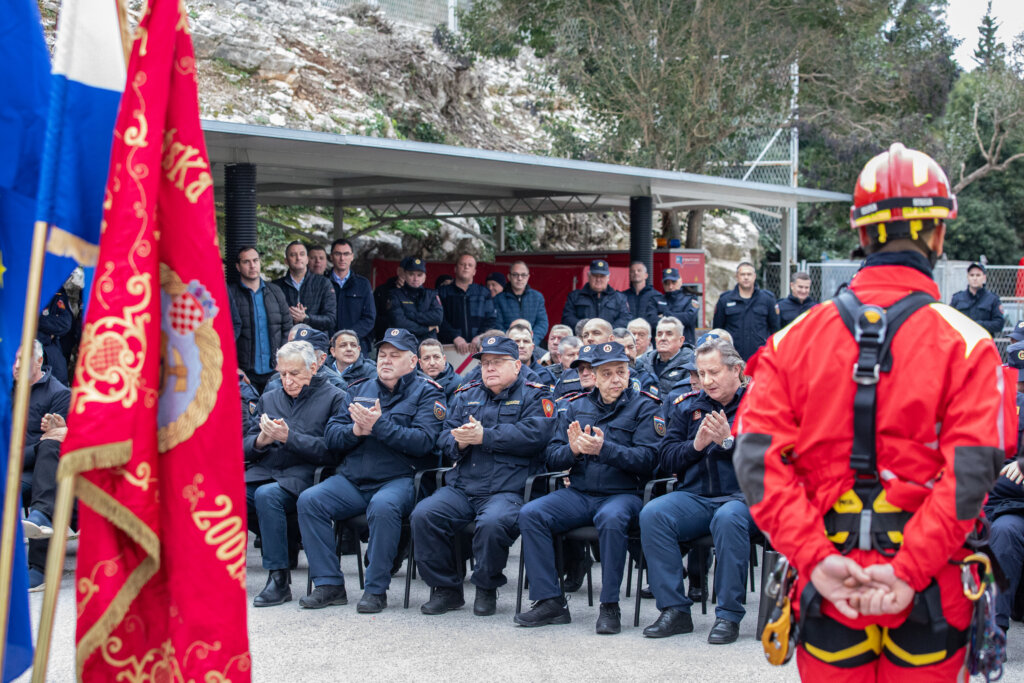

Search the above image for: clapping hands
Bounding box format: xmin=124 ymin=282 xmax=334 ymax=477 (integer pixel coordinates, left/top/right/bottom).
xmin=693 ymin=410 xmax=731 ymax=451
xmin=452 ymin=414 xmax=484 ymax=448
xmin=567 ymin=421 xmax=604 ymax=457
xmin=350 ymin=399 xmax=382 ymax=436
xmin=256 ymin=414 xmax=289 ymax=447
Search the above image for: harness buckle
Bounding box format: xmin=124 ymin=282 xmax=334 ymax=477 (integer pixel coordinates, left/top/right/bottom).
xmin=852 ymin=363 xmax=880 ymax=385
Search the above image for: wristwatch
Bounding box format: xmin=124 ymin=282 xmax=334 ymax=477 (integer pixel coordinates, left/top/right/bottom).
xmin=722 ymin=436 xmax=734 ymax=449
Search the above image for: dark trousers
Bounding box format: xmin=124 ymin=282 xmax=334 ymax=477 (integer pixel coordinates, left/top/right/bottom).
xmin=246 ymin=482 xmax=299 ymax=571
xmin=639 ymin=491 xmax=754 ymax=623
xmin=298 ymin=475 xmax=414 ymax=594
xmin=25 ymin=441 xmax=61 ymax=572
xmin=519 ymin=487 xmax=641 ymax=605
xmin=410 ymin=486 xmax=522 ymax=591
xmin=990 ymin=513 xmax=1024 ymax=631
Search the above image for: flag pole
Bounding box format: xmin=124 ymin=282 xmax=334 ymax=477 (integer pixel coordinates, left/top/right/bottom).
xmin=0 ymin=220 xmax=49 ymax=674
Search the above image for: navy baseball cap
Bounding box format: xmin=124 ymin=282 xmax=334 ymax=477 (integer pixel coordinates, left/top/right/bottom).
xmin=293 ymin=326 xmax=329 ymax=353
xmin=662 ymin=267 xmax=680 ymax=282
xmin=1007 ymin=341 xmax=1024 ymax=381
xmin=473 ymin=335 xmax=519 ymax=360
xmin=968 ymin=262 xmax=986 ymax=274
xmin=400 ymin=256 xmax=427 ymax=272
xmin=571 ymin=344 xmax=596 ymax=368
xmin=696 ymin=332 xmax=721 ymax=348
xmin=1011 ymin=321 xmax=1024 ymax=342
xmin=378 ymin=328 xmax=419 ymax=353
xmin=589 ymin=259 xmax=610 ymax=276
xmin=589 ymin=341 xmax=630 ymax=368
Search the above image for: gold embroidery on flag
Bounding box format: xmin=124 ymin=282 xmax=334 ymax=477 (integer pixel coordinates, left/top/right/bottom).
xmin=161 ymin=129 xmax=212 ymax=203
xmin=185 ymin=478 xmax=247 ymax=590
xmin=76 ymin=556 xmax=123 ymax=618
xmin=114 ymin=462 xmax=154 ymax=491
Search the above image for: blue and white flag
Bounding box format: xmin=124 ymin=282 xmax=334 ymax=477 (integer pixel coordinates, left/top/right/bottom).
xmin=36 ymin=0 xmax=127 ymax=306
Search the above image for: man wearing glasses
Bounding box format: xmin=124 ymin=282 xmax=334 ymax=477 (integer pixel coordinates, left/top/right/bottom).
xmin=494 ymin=261 xmax=549 ymax=348
xmin=327 ymin=238 xmax=375 ymax=352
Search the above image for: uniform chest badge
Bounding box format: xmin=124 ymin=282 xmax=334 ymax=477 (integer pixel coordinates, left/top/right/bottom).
xmin=433 ymin=401 xmax=446 ymax=420
xmin=693 ymin=410 xmax=702 ymax=421
xmin=653 ymin=415 xmax=666 ymax=436
xmin=542 ymin=398 xmax=554 ymax=417
xmin=248 ymin=401 xmax=257 ymax=415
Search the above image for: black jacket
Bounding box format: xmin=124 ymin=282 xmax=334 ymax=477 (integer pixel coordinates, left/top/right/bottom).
xmin=243 ymin=375 xmax=348 ymax=498
xmin=328 ymin=355 xmax=378 ymax=387
xmin=22 ymin=369 xmax=70 ymax=471
xmin=660 ymin=290 xmax=700 ymax=345
xmin=712 ymin=286 xmax=779 ymax=360
xmin=437 ymin=282 xmax=497 ymax=343
xmin=373 ymin=276 xmax=402 ymax=341
xmin=229 ymin=280 xmax=293 ymax=375
xmin=37 ymin=291 xmax=73 ymax=385
xmin=273 ymin=272 xmax=337 ymax=333
xmin=624 ymin=284 xmax=665 ymax=331
xmin=776 ymin=294 xmax=817 ymax=328
xmin=327 ymin=272 xmax=376 ymax=351
xmin=386 ymin=285 xmax=443 ymax=342
xmin=419 ymin=363 xmax=460 ymax=400
xmin=441 ymin=375 xmax=556 ymax=497
xmin=546 ymin=386 xmax=662 ymax=495
xmin=561 ymin=284 xmax=631 ymax=330
xmin=950 ymin=287 xmax=1004 ymax=337
xmin=636 ymin=347 xmax=694 ymax=397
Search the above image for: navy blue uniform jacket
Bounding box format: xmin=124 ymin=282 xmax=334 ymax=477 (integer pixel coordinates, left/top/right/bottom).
xmin=438 ymin=282 xmax=497 ymax=343
xmin=712 ymin=287 xmax=779 ymax=360
xmin=624 ymin=285 xmax=665 ymax=331
xmin=387 ymin=285 xmax=444 ymax=342
xmin=659 ymin=386 xmax=745 ymax=501
xmin=776 ymin=294 xmax=817 ymax=328
xmin=326 ymin=372 xmax=446 ymax=489
xmin=328 ymin=272 xmax=376 ymax=350
xmin=561 ymin=284 xmax=631 ymax=330
xmin=440 ymin=375 xmax=556 ymax=497
xmin=546 ymin=387 xmax=662 ymax=495
xmin=659 ymin=290 xmax=700 ymax=345
xmin=950 ymin=287 xmax=1004 ymax=337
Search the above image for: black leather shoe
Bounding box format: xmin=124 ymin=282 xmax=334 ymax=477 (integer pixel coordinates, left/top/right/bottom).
xmin=473 ymin=587 xmax=497 ymax=616
xmin=563 ymin=554 xmax=593 ymax=593
xmin=356 ymin=591 xmax=388 ymax=613
xmin=253 ymin=570 xmax=292 ymax=607
xmin=421 ymin=587 xmax=465 ymax=615
xmin=513 ymin=597 xmax=571 ymax=627
xmin=640 ymin=586 xmax=654 ymax=600
xmin=595 ymin=602 xmax=621 ymax=635
xmin=299 ymin=583 xmax=348 ymax=609
xmin=643 ymin=607 xmax=694 ymax=638
xmin=707 ymin=617 xmax=740 ymax=644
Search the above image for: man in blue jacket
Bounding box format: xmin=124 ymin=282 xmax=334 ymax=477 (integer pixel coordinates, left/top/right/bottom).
xmin=640 ymin=337 xmax=753 ymax=645
xmin=659 ymin=268 xmax=700 ymax=345
xmin=297 ymin=328 xmax=447 ymax=613
xmin=711 ymin=261 xmax=778 ymax=360
xmin=623 ymin=262 xmax=664 ymax=331
xmin=273 ymin=240 xmax=337 ymax=333
xmin=327 ymin=330 xmax=377 ymax=386
xmin=244 ymin=341 xmax=348 ymax=608
xmin=412 ymin=336 xmax=556 ymax=617
xmin=494 ymin=261 xmax=549 ymax=346
xmin=775 ymin=271 xmax=817 ymax=328
xmin=561 ymin=260 xmax=631 ymax=330
xmin=515 ymin=342 xmax=662 ymax=634
xmin=950 ymin=262 xmax=1004 ymax=337
xmin=387 ymin=257 xmax=444 ymax=343
xmin=438 ymin=253 xmax=497 ymax=354
xmin=327 ymin=239 xmax=376 ymax=351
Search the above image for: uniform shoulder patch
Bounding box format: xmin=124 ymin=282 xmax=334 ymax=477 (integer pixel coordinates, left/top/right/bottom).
xmin=541 ymin=398 xmax=555 ymax=417
xmin=569 ymin=392 xmax=590 ymax=402
xmin=673 ymin=390 xmax=699 ymax=405
xmin=433 ymin=401 xmax=446 ymax=420
xmin=455 ymin=380 xmax=481 ymax=394
xmin=639 ymin=390 xmax=662 ymax=404
xmin=526 ymin=381 xmax=549 ymax=390
xmin=421 ymin=376 xmax=443 ymax=390
xmin=653 ymin=415 xmax=666 ymax=436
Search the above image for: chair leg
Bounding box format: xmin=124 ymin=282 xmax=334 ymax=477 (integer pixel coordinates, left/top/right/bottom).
xmin=404 ymin=537 xmax=415 ymax=609
xmin=749 ymin=542 xmax=757 ymax=592
xmin=626 ymin=552 xmax=633 ymax=598
xmin=585 ymin=559 xmax=593 ymax=607
xmin=356 ymin=538 xmax=365 ymax=591
xmin=516 ymin=544 xmax=526 ymax=614
xmin=555 ymin=535 xmax=566 ymax=596
xmin=634 ymin=553 xmax=645 ymax=628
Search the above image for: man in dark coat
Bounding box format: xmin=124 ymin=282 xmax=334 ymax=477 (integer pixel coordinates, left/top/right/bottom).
xmin=386 ymin=257 xmax=443 ymax=343
xmin=273 ymin=240 xmax=336 ymax=333
xmin=711 ymin=261 xmax=778 ymax=360
xmin=623 ymin=262 xmax=664 ymax=331
xmin=36 ymin=289 xmax=73 ymax=385
xmin=328 ymin=329 xmax=378 ymax=387
xmin=327 ymin=239 xmax=376 ymax=351
xmin=229 ymin=246 xmax=293 ymax=392
xmin=561 ymin=259 xmax=631 ymax=330
xmin=438 ymin=253 xmax=497 ymax=354
xmin=949 ymin=262 xmax=1004 ymax=337
xmin=417 ymin=339 xmax=460 ymax=400
xmin=775 ymin=271 xmax=817 ymax=328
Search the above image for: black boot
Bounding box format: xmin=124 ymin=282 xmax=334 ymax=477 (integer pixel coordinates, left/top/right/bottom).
xmin=595 ymin=602 xmax=621 ymax=635
xmin=473 ymin=587 xmax=497 ymax=616
xmin=421 ymin=586 xmax=466 ymax=615
xmin=253 ymin=569 xmax=291 ymax=607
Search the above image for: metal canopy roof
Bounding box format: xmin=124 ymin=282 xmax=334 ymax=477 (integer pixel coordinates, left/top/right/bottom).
xmin=202 ymin=120 xmax=851 ymax=221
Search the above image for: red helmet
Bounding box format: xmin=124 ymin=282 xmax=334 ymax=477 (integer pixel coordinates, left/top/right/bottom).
xmin=850 ymin=143 xmax=957 ymax=233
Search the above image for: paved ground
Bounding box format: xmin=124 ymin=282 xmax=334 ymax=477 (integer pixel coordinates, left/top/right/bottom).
xmin=18 ymin=537 xmax=1024 ymax=681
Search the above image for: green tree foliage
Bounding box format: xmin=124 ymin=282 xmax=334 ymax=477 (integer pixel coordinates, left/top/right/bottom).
xmin=973 ymin=0 xmax=1006 ymax=70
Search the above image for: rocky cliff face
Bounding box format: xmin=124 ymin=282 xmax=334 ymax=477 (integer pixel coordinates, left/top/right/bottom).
xmin=37 ymin=0 xmax=763 ymax=309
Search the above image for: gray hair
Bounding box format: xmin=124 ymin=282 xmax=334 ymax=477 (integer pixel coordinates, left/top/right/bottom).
xmin=549 ymin=324 xmax=572 ymax=338
xmin=695 ymin=337 xmax=746 ymax=382
xmin=559 ymin=336 xmax=583 ymax=354
xmin=612 ymin=329 xmax=636 ymax=345
xmin=31 ymin=339 xmax=44 ymax=361
xmin=656 ymin=316 xmax=683 ymax=337
xmin=276 ymin=340 xmax=317 ymax=371
xmin=627 ymin=318 xmax=651 ymax=335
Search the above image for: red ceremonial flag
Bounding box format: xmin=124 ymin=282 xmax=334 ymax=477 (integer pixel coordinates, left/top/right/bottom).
xmin=60 ymin=0 xmax=251 ymax=679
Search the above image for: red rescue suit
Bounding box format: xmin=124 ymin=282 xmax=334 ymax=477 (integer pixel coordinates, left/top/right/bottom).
xmin=735 ymin=260 xmax=1006 ymax=682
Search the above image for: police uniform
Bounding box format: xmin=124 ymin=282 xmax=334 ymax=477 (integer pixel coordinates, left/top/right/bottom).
xmin=775 ymin=294 xmax=817 ymax=328
xmin=240 ymin=376 xmax=260 ymax=434
xmin=712 ymin=285 xmax=779 ymax=360
xmin=410 ymin=336 xmax=557 ymax=614
xmin=298 ymin=329 xmax=447 ymax=611
xmin=386 ymin=257 xmax=444 ymax=342
xmin=640 ymin=383 xmax=753 ymax=640
xmin=984 ymin=339 xmax=1024 ymax=634
xmin=37 ymin=290 xmax=73 ymax=385
xmin=561 ymin=260 xmax=631 ymax=330
xmin=625 ymin=283 xmax=665 ymax=331
xmin=950 ymin=263 xmax=1004 ymax=337
xmin=418 ymin=363 xmax=460 ymax=400
xmin=637 ymin=347 xmax=694 ymax=398
xmin=438 ymin=281 xmax=497 ymax=344
xmin=516 ymin=342 xmax=663 ymax=629
xmin=659 ymin=269 xmax=700 ymax=345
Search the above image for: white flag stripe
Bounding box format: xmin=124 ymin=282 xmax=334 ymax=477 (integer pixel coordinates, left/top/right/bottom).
xmin=52 ymin=0 xmax=127 ymax=92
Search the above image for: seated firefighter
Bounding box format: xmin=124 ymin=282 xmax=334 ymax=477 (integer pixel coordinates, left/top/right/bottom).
xmin=18 ymin=340 xmax=71 ymax=592
xmin=298 ymin=328 xmax=446 ymax=613
xmin=640 ymin=336 xmax=753 ymax=645
xmin=515 ymin=341 xmax=663 ymax=634
xmin=410 ymin=336 xmax=556 ymax=617
xmin=243 ymin=340 xmax=347 ymax=607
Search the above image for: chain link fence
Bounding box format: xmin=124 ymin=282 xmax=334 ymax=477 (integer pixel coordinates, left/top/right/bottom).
xmin=324 ymin=0 xmax=474 ymax=31
xmin=763 ymin=260 xmax=1023 ymax=358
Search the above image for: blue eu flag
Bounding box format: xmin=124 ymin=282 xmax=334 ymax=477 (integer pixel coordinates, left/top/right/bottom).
xmin=0 ymin=0 xmax=51 ymax=679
